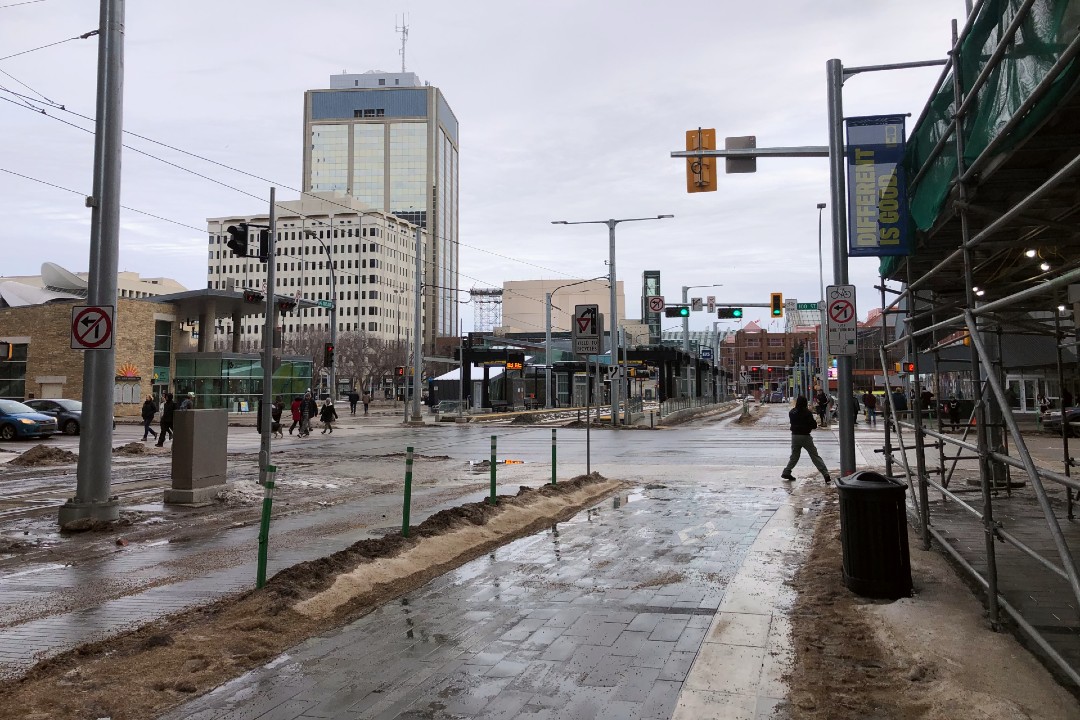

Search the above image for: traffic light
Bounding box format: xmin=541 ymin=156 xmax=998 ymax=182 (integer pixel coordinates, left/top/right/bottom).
xmin=323 ymin=342 xmax=335 ymax=366
xmin=395 ymin=366 xmax=406 ymax=377
xmin=242 ymin=289 xmax=264 ymax=304
xmin=717 ymin=307 xmax=744 ymax=319
xmin=770 ymin=292 xmax=784 ymax=317
xmin=226 ymin=224 xmax=249 ymax=257
xmin=665 ymin=305 xmax=691 ymax=318
xmin=685 ymin=128 xmax=717 ymax=193
xmin=258 ymin=229 xmax=270 ymax=263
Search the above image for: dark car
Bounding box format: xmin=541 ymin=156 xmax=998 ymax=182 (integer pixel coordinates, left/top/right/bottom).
xmin=0 ymin=399 xmax=59 ymax=441
xmin=25 ymin=398 xmax=86 ymax=435
xmin=1042 ymin=408 xmax=1080 ymax=437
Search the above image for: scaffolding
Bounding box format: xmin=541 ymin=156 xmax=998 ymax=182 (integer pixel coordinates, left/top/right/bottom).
xmin=469 ymin=288 xmax=503 ymax=332
xmin=879 ymin=1 xmax=1080 ymax=686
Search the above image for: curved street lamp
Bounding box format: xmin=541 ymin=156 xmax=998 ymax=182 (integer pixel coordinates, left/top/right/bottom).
xmin=552 ymin=215 xmax=674 ymax=426
xmin=545 ymin=276 xmax=609 ymax=408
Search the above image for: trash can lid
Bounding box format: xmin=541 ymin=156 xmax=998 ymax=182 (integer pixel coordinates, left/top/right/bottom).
xmin=835 ymin=471 xmax=907 ymax=492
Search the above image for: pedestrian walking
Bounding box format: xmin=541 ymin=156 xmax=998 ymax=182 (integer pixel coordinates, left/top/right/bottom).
xmin=271 ymin=396 xmax=284 ymax=438
xmin=320 ymin=398 xmax=338 ymax=433
xmin=289 ymin=396 xmax=302 ymax=435
xmin=299 ymin=391 xmax=318 ymax=437
xmin=814 ymin=390 xmax=829 ymax=426
xmin=155 ymin=393 xmax=175 ymax=446
xmin=140 ymin=395 xmax=159 ymax=441
xmin=781 ymin=396 xmax=832 ymax=484
xmin=946 ymin=394 xmax=961 ymax=431
xmin=861 ymin=391 xmax=878 ymax=427
xmin=362 ymin=390 xmax=372 ymax=416
xmin=348 ymin=389 xmax=360 ymax=416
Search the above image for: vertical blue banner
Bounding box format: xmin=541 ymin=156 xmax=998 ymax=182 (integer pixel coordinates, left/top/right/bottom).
xmin=846 ymin=115 xmax=910 ymax=257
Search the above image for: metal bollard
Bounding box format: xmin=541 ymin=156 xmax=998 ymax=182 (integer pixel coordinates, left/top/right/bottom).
xmin=551 ymin=428 xmax=557 ymax=485
xmin=489 ymin=435 xmax=497 ymax=505
xmin=402 ymin=446 xmax=413 ymax=537
xmin=256 ymin=465 xmax=276 ymax=589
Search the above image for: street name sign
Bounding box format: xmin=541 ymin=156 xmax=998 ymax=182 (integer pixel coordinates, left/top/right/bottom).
xmin=826 ymin=284 xmax=858 ymax=355
xmin=71 ymin=305 xmax=114 ymax=350
xmin=572 ymin=304 xmax=600 ymax=354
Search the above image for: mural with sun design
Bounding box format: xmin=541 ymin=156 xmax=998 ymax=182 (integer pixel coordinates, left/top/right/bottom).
xmin=117 ymin=362 xmax=140 ymax=378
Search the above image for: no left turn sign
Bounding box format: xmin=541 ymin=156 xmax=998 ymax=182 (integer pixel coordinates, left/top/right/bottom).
xmin=71 ymin=305 xmax=114 ymax=350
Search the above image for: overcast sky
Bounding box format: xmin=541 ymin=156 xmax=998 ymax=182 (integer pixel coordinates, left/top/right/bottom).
xmin=1 ymin=1 xmax=965 ymax=333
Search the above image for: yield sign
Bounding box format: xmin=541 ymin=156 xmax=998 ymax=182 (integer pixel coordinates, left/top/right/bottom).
xmin=71 ymin=305 xmax=114 ymax=350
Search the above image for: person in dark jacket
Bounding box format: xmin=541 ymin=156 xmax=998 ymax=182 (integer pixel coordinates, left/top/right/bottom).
xmin=781 ymin=395 xmax=832 ymax=483
xmin=140 ymin=395 xmax=158 ymax=441
xmin=155 ymin=393 xmax=175 ymax=446
xmin=299 ymin=391 xmax=318 ymax=437
xmin=320 ymin=398 xmax=338 ymax=433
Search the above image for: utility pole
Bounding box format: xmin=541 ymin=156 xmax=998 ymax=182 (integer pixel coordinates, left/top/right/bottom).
xmin=411 ymin=225 xmax=423 ymax=422
xmin=258 ymin=189 xmax=277 ymax=486
xmin=60 ymin=0 xmax=124 ymax=527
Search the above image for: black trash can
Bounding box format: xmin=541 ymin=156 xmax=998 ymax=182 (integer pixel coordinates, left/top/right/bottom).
xmin=835 ymin=471 xmax=913 ymax=599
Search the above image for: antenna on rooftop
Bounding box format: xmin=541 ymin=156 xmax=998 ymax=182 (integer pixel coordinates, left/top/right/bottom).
xmin=396 ymin=15 xmax=409 ymax=73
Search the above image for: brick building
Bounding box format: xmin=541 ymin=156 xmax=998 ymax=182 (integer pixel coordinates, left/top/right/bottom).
xmin=0 ymin=298 xmax=188 ymax=416
xmin=718 ymin=322 xmax=814 ymax=397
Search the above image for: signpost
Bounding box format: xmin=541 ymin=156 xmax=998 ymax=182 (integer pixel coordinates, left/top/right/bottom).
xmin=572 ymin=304 xmax=600 ymax=355
xmin=826 ymin=284 xmax=858 ymax=355
xmin=70 ymin=306 xmax=114 ymax=350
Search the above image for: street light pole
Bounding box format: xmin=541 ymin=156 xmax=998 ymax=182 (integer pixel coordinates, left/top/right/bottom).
xmin=545 ymin=276 xmax=608 ymax=409
xmin=552 ymin=215 xmax=674 ymax=428
xmin=681 ymin=283 xmax=723 ymax=398
xmin=817 ymin=202 xmax=829 ymax=423
xmin=304 ymin=226 xmax=337 ymax=399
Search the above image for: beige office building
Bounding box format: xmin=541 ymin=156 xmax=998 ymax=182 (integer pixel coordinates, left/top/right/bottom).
xmin=497 ymin=279 xmax=625 ymax=336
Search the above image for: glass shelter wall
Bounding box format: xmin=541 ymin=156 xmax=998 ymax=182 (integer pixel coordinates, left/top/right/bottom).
xmin=173 ymin=352 xmax=313 ymax=411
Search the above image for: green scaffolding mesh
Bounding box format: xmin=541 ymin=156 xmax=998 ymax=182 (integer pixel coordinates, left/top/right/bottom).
xmin=881 ymin=0 xmax=1080 ymax=276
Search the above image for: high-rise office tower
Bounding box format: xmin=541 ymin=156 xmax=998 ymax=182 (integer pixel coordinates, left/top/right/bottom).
xmin=303 ymin=71 xmax=459 ymax=351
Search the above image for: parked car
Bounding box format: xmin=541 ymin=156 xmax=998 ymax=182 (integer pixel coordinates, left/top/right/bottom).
xmin=24 ymin=398 xmax=113 ymax=435
xmin=1042 ymin=407 xmax=1080 ymax=437
xmin=0 ymin=399 xmax=59 ymax=441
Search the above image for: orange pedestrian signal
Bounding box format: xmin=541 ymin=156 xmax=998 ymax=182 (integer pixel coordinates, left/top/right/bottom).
xmin=685 ymin=128 xmax=717 ymax=193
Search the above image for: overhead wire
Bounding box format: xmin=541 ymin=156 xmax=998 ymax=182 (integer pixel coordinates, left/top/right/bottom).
xmin=0 ymin=29 xmax=96 ymax=62
xmin=0 ymin=85 xmax=581 ymax=282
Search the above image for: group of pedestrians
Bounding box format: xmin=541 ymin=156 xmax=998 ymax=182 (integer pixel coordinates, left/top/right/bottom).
xmin=347 ymin=389 xmax=372 ymax=416
xmin=141 ymin=391 xmax=193 ymax=446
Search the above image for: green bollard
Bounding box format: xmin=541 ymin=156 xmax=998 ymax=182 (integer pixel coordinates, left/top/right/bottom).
xmin=551 ymin=428 xmax=557 ymax=485
xmin=402 ymin=446 xmax=414 ymax=537
xmin=256 ymin=465 xmax=276 ymax=589
xmin=489 ymin=435 xmax=497 ymax=505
